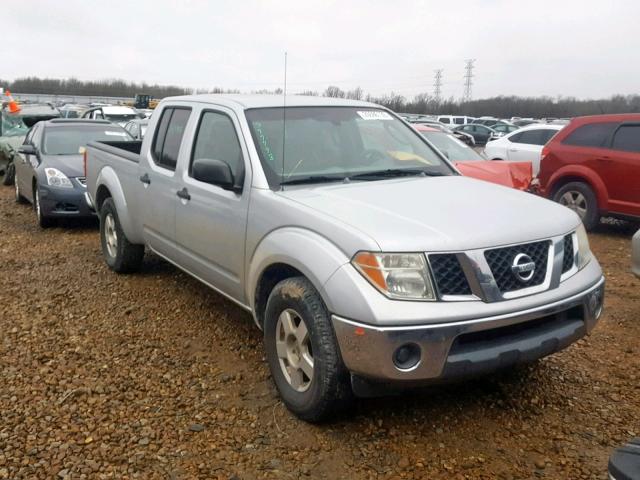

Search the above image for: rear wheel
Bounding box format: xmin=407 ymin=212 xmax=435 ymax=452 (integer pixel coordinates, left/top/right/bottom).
xmin=99 ymin=198 xmax=144 ymax=273
xmin=264 ymin=277 xmax=353 ymax=422
xmin=34 ymin=184 xmax=55 ymax=228
xmin=554 ymin=181 xmax=600 ymax=230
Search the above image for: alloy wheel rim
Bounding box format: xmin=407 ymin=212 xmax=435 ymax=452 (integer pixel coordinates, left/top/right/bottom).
xmin=560 ymin=191 xmax=587 ymax=219
xmin=104 ymin=213 xmax=118 ymax=258
xmin=35 ymin=189 xmax=41 ymax=219
xmin=275 ymin=309 xmax=314 ymax=392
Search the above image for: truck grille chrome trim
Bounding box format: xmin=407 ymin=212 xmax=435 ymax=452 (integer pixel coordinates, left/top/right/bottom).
xmin=427 ymin=232 xmax=577 ymax=302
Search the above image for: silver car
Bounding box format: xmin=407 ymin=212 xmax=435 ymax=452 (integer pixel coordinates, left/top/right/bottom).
xmin=85 ymin=95 xmax=605 ymax=422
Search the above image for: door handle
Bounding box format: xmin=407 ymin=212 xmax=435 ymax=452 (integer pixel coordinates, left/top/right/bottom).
xmin=508 ymin=148 xmax=518 ymax=152
xmin=176 ymin=187 xmax=191 ymax=201
xmin=597 ymin=156 xmax=613 ymax=162
xmin=139 ymin=173 xmax=151 ymax=184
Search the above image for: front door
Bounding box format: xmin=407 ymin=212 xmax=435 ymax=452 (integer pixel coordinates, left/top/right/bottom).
xmin=174 ymin=107 xmax=250 ymax=302
xmin=138 ymin=106 xmax=191 ymax=259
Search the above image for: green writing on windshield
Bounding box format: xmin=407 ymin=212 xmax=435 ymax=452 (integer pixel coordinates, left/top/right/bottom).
xmin=253 ymin=122 xmax=276 ymax=163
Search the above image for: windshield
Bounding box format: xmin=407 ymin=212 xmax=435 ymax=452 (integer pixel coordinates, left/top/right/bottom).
xmin=1 ymin=114 xmax=29 ymax=137
xmin=245 ymin=107 xmax=453 ymax=187
xmin=420 ymin=131 xmax=484 ymax=162
xmin=43 ymin=126 xmax=133 ymax=155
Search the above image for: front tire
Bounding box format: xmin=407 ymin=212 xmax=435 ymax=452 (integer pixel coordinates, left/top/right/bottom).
xmin=34 ymin=184 xmax=55 ymax=228
xmin=99 ymin=198 xmax=144 ymax=273
xmin=553 ymin=181 xmax=599 ymax=230
xmin=14 ymin=176 xmax=27 ymax=204
xmin=2 ymin=161 xmax=15 ymax=186
xmin=264 ymin=277 xmax=353 ymax=422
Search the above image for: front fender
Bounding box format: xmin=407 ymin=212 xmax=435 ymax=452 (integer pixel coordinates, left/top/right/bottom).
xmin=246 ymin=227 xmax=351 ymax=319
xmin=96 ymin=166 xmax=144 ymax=244
xmin=548 ymin=165 xmax=609 ymax=211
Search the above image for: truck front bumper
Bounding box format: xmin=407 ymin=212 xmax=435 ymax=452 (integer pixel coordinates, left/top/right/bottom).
xmin=332 ymin=276 xmax=604 ymax=384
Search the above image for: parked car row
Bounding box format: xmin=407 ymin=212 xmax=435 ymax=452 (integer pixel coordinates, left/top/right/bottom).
xmin=6 ymin=94 xmax=637 ymax=425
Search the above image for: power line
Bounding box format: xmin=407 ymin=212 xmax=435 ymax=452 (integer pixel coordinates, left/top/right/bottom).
xmin=463 ymin=59 xmax=475 ymax=102
xmin=433 ymin=69 xmax=443 ymax=103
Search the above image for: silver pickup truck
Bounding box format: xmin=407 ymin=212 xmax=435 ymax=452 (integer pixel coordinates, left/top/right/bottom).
xmin=85 ymin=95 xmax=605 ymax=422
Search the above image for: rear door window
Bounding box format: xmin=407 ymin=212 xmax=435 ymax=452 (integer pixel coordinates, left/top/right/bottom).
xmin=563 ymin=122 xmax=618 ymax=148
xmin=510 ymin=129 xmax=548 ymax=145
xmin=611 ymin=125 xmax=640 ymax=153
xmin=151 ymin=107 xmax=191 ymax=171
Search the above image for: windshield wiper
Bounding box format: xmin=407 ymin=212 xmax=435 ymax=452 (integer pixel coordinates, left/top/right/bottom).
xmin=279 ymin=175 xmax=347 ymax=186
xmin=348 ymin=168 xmax=437 ymax=180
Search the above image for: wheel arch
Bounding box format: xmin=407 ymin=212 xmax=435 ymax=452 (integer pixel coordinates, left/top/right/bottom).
xmin=248 ymin=228 xmax=351 ymax=329
xmin=547 ymin=167 xmax=609 ymax=212
xmin=94 ymin=166 xmax=143 ymax=244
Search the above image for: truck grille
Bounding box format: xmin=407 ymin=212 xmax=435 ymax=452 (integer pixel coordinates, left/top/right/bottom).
xmin=429 ymin=254 xmax=472 ymax=296
xmin=484 ymin=240 xmax=550 ymax=293
xmin=562 ymin=234 xmax=574 ymax=273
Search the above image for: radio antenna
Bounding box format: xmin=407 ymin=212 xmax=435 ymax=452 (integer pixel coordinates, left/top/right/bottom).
xmin=281 ymin=51 xmax=288 ymax=191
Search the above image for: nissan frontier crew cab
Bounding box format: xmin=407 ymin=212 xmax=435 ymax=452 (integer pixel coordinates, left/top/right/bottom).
xmin=85 ymin=95 xmax=605 ymax=422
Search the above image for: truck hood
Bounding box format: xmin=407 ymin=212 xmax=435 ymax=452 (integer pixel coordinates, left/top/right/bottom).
xmin=279 ymin=176 xmax=579 ymax=252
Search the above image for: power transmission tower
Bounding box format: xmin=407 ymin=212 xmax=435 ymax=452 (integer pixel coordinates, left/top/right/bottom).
xmin=433 ymin=69 xmax=443 ymax=103
xmin=463 ymin=59 xmax=475 ymax=102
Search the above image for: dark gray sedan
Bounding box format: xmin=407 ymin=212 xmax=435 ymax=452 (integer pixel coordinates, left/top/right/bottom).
xmin=14 ymin=119 xmax=132 ymax=227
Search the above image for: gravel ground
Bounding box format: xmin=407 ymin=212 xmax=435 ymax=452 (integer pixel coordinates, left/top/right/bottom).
xmin=0 ymin=186 xmax=638 ymax=480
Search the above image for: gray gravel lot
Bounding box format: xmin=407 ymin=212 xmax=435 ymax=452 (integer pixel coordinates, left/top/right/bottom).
xmin=0 ymin=186 xmax=638 ymax=480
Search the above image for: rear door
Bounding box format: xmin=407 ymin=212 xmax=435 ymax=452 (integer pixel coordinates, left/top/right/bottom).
xmin=138 ymin=106 xmax=191 ymax=259
xmin=506 ymin=128 xmax=558 ymax=172
xmin=174 ymin=106 xmax=250 ymax=301
xmin=605 ymin=123 xmax=640 ymax=216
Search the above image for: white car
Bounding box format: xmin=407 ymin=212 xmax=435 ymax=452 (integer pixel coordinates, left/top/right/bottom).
xmin=484 ymin=124 xmax=564 ymax=175
xmin=437 ymin=115 xmax=474 ymax=128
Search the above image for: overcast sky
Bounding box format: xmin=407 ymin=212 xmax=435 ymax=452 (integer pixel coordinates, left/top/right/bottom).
xmin=4 ymin=0 xmax=639 ymax=100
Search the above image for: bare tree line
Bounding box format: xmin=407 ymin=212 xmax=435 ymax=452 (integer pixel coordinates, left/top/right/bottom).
xmin=3 ymin=77 xmax=639 ymax=118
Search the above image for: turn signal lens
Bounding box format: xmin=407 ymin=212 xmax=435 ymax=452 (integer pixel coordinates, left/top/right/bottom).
xmin=576 ymin=224 xmax=592 ymax=270
xmin=352 ymin=252 xmax=436 ymax=301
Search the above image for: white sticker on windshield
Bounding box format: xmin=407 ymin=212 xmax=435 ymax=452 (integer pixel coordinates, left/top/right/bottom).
xmin=357 ymin=111 xmax=393 ymax=120
xmin=105 ymin=131 xmax=127 ymax=136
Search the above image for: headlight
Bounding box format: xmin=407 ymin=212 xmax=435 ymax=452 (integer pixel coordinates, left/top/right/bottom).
xmin=576 ymin=224 xmax=592 ymax=270
xmin=352 ymin=252 xmax=436 ymax=301
xmin=45 ymin=168 xmax=73 ymax=188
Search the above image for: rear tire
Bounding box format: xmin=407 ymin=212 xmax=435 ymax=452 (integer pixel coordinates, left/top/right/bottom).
xmin=553 ymin=181 xmax=599 ymax=230
xmin=99 ymin=197 xmax=144 ymax=273
xmin=264 ymin=276 xmax=353 ymax=422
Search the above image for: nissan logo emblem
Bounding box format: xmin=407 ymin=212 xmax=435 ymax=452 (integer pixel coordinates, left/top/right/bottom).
xmin=511 ymin=253 xmax=536 ymax=282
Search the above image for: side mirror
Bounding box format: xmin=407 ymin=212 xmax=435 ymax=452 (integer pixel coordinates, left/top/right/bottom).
xmin=18 ymin=145 xmax=36 ymax=156
xmin=192 ymin=158 xmax=236 ymax=190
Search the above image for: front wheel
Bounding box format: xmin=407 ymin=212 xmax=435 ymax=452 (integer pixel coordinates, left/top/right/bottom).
xmin=2 ymin=161 xmax=15 ymax=186
xmin=34 ymin=185 xmax=55 ymax=228
xmin=264 ymin=277 xmax=353 ymax=422
xmin=14 ymin=176 xmax=27 ymax=204
xmin=99 ymin=198 xmax=144 ymax=273
xmin=553 ymin=181 xmax=600 ymax=230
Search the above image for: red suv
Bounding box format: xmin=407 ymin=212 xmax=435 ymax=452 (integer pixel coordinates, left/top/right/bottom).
xmin=538 ymin=114 xmax=640 ymax=229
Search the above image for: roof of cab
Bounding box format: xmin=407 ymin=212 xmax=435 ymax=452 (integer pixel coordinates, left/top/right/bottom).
xmin=163 ymin=94 xmax=381 ymax=110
